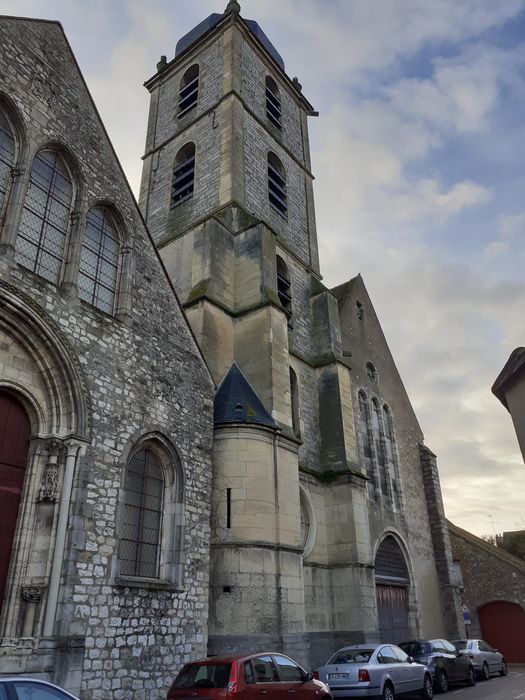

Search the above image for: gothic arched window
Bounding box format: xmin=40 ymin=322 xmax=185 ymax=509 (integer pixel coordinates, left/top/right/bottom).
xmin=120 ymin=448 xmax=164 ymax=578
xmin=171 ymin=142 xmax=196 ymax=208
xmin=78 ymin=206 xmax=120 ymax=314
xmin=178 ymin=64 xmax=200 ymax=116
xmin=267 ymin=152 xmax=287 ymax=216
xmin=0 ymin=106 xmax=17 ymax=219
xmin=266 ymin=76 xmax=282 ymax=129
xmin=16 ymin=150 xmax=73 ymax=283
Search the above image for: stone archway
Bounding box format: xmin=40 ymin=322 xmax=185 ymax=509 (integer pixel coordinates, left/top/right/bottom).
xmin=375 ymin=535 xmax=410 ymax=642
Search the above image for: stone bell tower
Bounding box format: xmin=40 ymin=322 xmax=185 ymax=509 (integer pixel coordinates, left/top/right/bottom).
xmin=139 ymin=2 xmax=372 ymax=663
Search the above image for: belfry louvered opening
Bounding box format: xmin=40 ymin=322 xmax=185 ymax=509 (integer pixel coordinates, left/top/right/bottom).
xmin=267 ymin=152 xmax=287 ymax=216
xmin=266 ymin=76 xmax=282 ymax=129
xmin=171 ymin=143 xmax=195 ymax=207
xmin=178 ymin=64 xmax=199 ymax=116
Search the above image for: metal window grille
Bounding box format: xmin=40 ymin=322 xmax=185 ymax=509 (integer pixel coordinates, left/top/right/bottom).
xmin=16 ymin=150 xmax=73 ymax=283
xmin=0 ymin=109 xmax=16 ymax=217
xmin=120 ymin=448 xmax=164 ymax=578
xmin=266 ymin=77 xmax=282 ymax=129
xmin=171 ymin=145 xmax=195 ymax=207
xmin=268 ymin=154 xmax=287 ymax=216
xmin=78 ymin=207 xmax=120 ymax=314
xmin=178 ymin=65 xmax=199 ymax=117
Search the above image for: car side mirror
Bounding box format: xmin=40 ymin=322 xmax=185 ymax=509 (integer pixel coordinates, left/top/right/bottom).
xmin=303 ymin=671 xmax=314 ymax=682
xmin=407 ymin=656 xmax=414 ymax=664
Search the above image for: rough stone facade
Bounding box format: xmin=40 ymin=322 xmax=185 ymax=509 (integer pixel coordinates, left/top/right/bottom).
xmin=0 ymin=16 xmax=214 ymax=700
xmin=1 ymin=4 xmax=467 ymax=697
xmin=449 ymin=521 xmax=525 ymax=661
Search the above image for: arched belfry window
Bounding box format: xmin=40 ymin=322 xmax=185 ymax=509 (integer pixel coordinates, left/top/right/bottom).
xmin=120 ymin=448 xmax=164 ymax=578
xmin=290 ymin=366 xmax=300 ymax=438
xmin=267 ymin=152 xmax=287 ymax=216
xmin=0 ymin=105 xmax=17 ymax=218
xmin=178 ymin=64 xmax=200 ymax=116
xmin=266 ymin=76 xmax=282 ymax=129
xmin=16 ymin=149 xmax=73 ymax=283
xmin=276 ymin=255 xmax=292 ymax=315
xmin=171 ymin=142 xmax=195 ymax=208
xmin=78 ymin=206 xmax=120 ymax=314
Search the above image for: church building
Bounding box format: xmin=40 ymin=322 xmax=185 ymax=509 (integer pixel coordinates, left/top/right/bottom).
xmin=1 ymin=3 xmax=463 ymax=698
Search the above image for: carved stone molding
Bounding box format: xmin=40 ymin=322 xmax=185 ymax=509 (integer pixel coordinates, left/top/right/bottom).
xmin=38 ymin=462 xmax=60 ymax=501
xmin=21 ymin=586 xmax=45 ymax=604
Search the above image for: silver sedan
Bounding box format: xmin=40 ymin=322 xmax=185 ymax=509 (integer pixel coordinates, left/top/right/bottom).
xmin=315 ymin=643 xmax=433 ymax=699
xmin=0 ymin=678 xmax=79 ymax=699
xmin=451 ymin=639 xmax=508 ymax=680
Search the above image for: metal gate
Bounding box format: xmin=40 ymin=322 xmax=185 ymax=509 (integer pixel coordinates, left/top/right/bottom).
xmin=479 ymin=601 xmax=525 ymax=663
xmin=375 ymin=536 xmax=410 ymax=643
xmin=0 ymin=391 xmax=30 ymax=610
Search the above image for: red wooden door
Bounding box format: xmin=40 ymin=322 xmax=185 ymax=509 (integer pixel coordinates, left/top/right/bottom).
xmin=479 ymin=600 xmax=525 ymax=663
xmin=0 ymin=391 xmax=31 ymax=610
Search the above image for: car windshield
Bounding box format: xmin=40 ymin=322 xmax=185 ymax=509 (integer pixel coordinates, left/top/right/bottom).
xmin=398 ymin=642 xmax=431 ymax=656
xmin=451 ymin=640 xmax=468 ymax=650
xmin=328 ymin=649 xmax=374 ymax=664
xmin=173 ymin=662 xmax=232 ymax=689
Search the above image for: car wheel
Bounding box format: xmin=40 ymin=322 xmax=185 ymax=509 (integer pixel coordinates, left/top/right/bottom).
xmin=481 ymin=662 xmax=490 ymax=681
xmin=421 ymin=673 xmax=434 ymax=700
xmin=382 ymin=681 xmax=395 ymax=700
xmin=435 ymin=669 xmax=448 ymax=693
xmin=500 ymin=660 xmax=508 ymax=677
xmin=467 ymin=666 xmax=476 ymax=686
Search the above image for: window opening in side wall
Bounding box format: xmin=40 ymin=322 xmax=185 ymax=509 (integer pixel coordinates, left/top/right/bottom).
xmin=178 ymin=64 xmax=200 ymax=116
xmin=356 ymin=300 xmax=364 ymax=320
xmin=120 ymin=448 xmax=164 ymax=578
xmin=290 ymin=367 xmax=300 ymax=438
xmin=267 ymin=152 xmax=287 ymax=216
xmin=78 ymin=206 xmax=120 ymax=315
xmin=171 ymin=142 xmax=196 ymax=207
xmin=0 ymin=106 xmax=17 ymax=219
xmin=266 ymin=76 xmax=282 ymax=129
xmin=276 ymin=255 xmax=292 ymax=315
xmin=16 ymin=149 xmax=73 ymax=284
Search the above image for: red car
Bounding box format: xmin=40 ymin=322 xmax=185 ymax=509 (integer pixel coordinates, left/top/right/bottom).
xmin=167 ymin=652 xmax=332 ymax=700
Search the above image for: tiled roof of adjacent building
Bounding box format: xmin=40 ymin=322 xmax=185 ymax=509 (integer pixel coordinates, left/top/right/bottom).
xmin=492 ymin=346 xmax=525 ymax=410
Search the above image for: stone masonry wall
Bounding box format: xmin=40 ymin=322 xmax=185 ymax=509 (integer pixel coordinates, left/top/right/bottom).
xmin=0 ymin=17 xmax=214 ymax=700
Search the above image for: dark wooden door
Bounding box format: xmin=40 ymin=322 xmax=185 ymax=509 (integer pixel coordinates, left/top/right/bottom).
xmin=376 ymin=584 xmax=409 ymax=643
xmin=479 ymin=600 xmax=525 ymax=663
xmin=0 ymin=391 xmax=31 ymax=609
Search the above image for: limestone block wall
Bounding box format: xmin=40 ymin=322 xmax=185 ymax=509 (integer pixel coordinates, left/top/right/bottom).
xmin=209 ymin=427 xmax=307 ymax=661
xmin=0 ymin=16 xmax=214 ymax=700
xmin=239 ymin=34 xmax=306 ymax=165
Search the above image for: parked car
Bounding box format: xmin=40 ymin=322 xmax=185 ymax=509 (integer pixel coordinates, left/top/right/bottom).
xmin=398 ymin=639 xmax=475 ymax=692
xmin=451 ymin=639 xmax=508 ymax=680
xmin=0 ymin=678 xmax=79 ymax=699
xmin=314 ymin=643 xmax=433 ymax=699
xmin=167 ymin=652 xmax=331 ymax=700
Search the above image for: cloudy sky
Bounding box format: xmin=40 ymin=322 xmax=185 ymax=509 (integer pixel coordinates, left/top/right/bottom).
xmin=2 ymin=0 xmax=524 ymax=537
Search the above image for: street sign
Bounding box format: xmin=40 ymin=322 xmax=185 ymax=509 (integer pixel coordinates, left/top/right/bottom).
xmin=462 ymin=603 xmax=471 ymax=625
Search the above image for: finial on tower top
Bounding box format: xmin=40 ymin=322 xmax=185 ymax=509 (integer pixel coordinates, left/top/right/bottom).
xmin=292 ymin=77 xmax=302 ymax=92
xmin=225 ymin=0 xmax=241 ymax=15
xmin=157 ymin=55 xmax=168 ymax=73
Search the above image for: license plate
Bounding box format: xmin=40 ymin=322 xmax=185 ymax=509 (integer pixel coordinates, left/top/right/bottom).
xmin=328 ymin=673 xmax=349 ymax=680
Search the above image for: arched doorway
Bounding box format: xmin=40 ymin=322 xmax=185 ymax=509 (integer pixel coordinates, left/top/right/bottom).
xmin=479 ymin=601 xmax=525 ymax=663
xmin=0 ymin=391 xmax=31 ymax=610
xmin=375 ymin=535 xmax=410 ymax=642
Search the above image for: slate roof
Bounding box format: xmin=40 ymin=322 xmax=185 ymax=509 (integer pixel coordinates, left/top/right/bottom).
xmin=214 ymin=363 xmax=277 ymax=429
xmin=492 ymin=347 xmax=525 ymax=410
